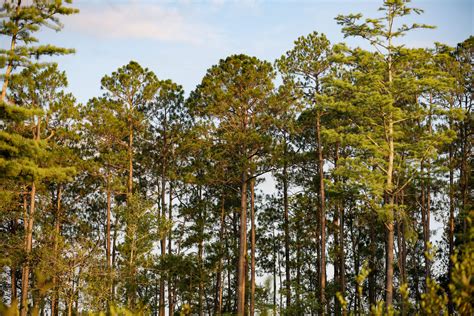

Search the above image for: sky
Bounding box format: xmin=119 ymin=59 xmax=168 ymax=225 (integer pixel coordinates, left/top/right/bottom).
xmin=37 ymin=0 xmax=473 ymax=104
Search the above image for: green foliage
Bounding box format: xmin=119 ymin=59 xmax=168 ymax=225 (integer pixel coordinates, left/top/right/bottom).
xmin=0 ymin=1 xmax=472 ymax=315
xmin=0 ymin=0 xmax=78 ymax=86
xmin=449 ymin=212 xmax=474 ymax=314
xmin=420 ymin=278 xmax=448 ymax=315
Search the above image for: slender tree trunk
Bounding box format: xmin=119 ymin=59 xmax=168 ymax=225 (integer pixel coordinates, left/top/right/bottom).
xmin=420 ymin=158 xmax=428 ymax=288
xmin=278 ymin=244 xmax=283 ymax=315
xmin=426 ymin=106 xmax=432 ymax=280
xmin=368 ymin=215 xmax=376 ymax=307
xmin=128 ymin=119 xmax=133 ymax=198
xmin=20 ymin=182 xmax=36 ymax=316
xmin=198 ymin=239 xmax=204 ymax=316
xmin=67 ymin=298 xmax=72 ymax=316
xmin=159 ymin=165 xmax=166 ymax=316
xmin=111 ymin=209 xmax=119 ymax=301
xmin=397 ymin=215 xmax=405 ymax=315
xmin=296 ymin=222 xmax=301 ymax=312
xmin=316 ymin=111 xmax=326 ymax=314
xmin=159 ymin=121 xmax=168 ymax=316
xmin=340 ymin=204 xmax=346 ymax=316
xmin=349 ymin=214 xmax=361 ymax=315
xmin=334 ymin=206 xmax=340 ymax=316
xmin=215 ymin=194 xmax=225 ymax=315
xmin=334 ymin=143 xmax=346 ymax=316
xmin=422 ymin=101 xmax=433 ymax=286
xmin=333 ymin=147 xmax=340 ymax=315
xmin=273 ymin=227 xmax=277 ymax=316
xmin=21 ymin=117 xmax=41 ymax=316
xmin=384 ymin=112 xmax=396 ymax=308
xmin=283 ymin=139 xmax=291 ymax=311
xmin=384 ymin=17 xmax=396 ymax=308
xmin=447 ymin=119 xmax=455 ymax=314
xmin=126 ymin=115 xmax=137 ymax=309
xmin=51 ymin=185 xmax=62 ymax=316
xmin=198 ymin=183 xmax=204 ymax=316
xmin=11 ymin=217 xmax=18 ymax=305
xmin=460 ymin=120 xmax=469 ymax=236
xmin=168 ymin=183 xmax=174 ymax=316
xmin=106 ymin=176 xmax=112 ymax=302
xmin=237 ymin=171 xmax=248 ymax=316
xmin=250 ymin=178 xmax=256 ymax=316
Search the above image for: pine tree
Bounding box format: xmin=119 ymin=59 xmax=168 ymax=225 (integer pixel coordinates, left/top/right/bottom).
xmin=0 ymin=0 xmax=78 ymax=101
xmin=336 ymin=0 xmax=438 ymax=308
xmin=189 ymin=54 xmax=276 ymax=315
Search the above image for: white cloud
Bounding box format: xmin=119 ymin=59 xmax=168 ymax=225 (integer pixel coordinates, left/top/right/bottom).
xmin=67 ymin=2 xmax=220 ymax=45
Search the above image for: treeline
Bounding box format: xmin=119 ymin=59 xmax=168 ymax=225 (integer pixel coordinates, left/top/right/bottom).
xmin=0 ymin=0 xmax=472 ymax=315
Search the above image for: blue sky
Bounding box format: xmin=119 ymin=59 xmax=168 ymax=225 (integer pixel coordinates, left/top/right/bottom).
xmin=39 ymin=0 xmax=473 ymax=103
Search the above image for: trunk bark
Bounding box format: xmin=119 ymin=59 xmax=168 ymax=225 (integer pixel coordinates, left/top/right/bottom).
xmin=111 ymin=209 xmax=119 ymax=301
xmin=51 ymin=185 xmax=62 ymax=316
xmin=198 ymin=239 xmax=204 ymax=316
xmin=21 ymin=116 xmax=41 ymax=316
xmin=106 ymin=176 xmax=112 ymax=302
xmin=237 ymin=171 xmax=248 ymax=316
xmin=215 ymin=194 xmax=225 ymax=315
xmin=20 ymin=182 xmax=36 ymax=316
xmin=198 ymin=184 xmax=204 ymax=316
xmin=385 ymin=14 xmax=396 ymax=308
xmin=168 ymin=183 xmax=174 ymax=316
xmin=159 ymin=165 xmax=166 ymax=316
xmin=368 ymin=215 xmax=376 ymax=307
xmin=127 ymin=114 xmax=136 ymax=309
xmin=283 ymin=139 xmax=291 ymax=311
xmin=384 ymin=138 xmax=396 ymax=307
xmin=250 ymin=178 xmax=256 ymax=316
xmin=316 ymin=111 xmax=326 ymax=314
xmin=11 ymin=217 xmax=18 ymax=305
xmin=447 ymin=116 xmax=455 ymax=314
xmin=273 ymin=227 xmax=277 ymax=316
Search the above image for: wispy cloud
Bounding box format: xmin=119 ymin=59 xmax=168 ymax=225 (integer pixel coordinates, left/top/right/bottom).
xmin=67 ymin=2 xmax=220 ymax=45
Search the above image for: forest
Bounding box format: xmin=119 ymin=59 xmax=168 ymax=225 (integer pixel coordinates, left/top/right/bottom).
xmin=0 ymin=0 xmax=472 ymax=315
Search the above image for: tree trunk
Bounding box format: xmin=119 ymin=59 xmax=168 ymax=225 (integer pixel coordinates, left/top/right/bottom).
xmin=51 ymin=184 xmax=62 ymax=316
xmin=340 ymin=204 xmax=346 ymax=316
xmin=296 ymin=221 xmax=301 ymax=312
xmin=250 ymin=178 xmax=256 ymax=316
xmin=216 ymin=193 xmax=225 ymax=315
xmin=447 ymin=119 xmax=455 ymax=314
xmin=237 ymin=171 xmax=248 ymax=316
xmin=127 ymin=115 xmax=136 ymax=309
xmin=21 ymin=117 xmax=41 ymax=316
xmin=11 ymin=217 xmax=18 ymax=305
xmin=198 ymin=239 xmax=204 ymax=316
xmin=283 ymin=139 xmax=291 ymax=311
xmin=20 ymin=181 xmax=36 ymax=316
xmin=273 ymin=227 xmax=277 ymax=316
xmin=168 ymin=183 xmax=174 ymax=316
xmin=105 ymin=176 xmax=112 ymax=303
xmin=384 ymin=22 xmax=396 ymax=308
xmin=385 ymin=116 xmax=395 ymax=308
xmin=316 ymin=111 xmax=326 ymax=314
xmin=335 ymin=143 xmax=346 ymax=316
xmin=159 ymin=165 xmax=166 ymax=316
xmin=368 ymin=215 xmax=376 ymax=307
xmin=111 ymin=209 xmax=119 ymax=301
